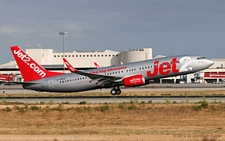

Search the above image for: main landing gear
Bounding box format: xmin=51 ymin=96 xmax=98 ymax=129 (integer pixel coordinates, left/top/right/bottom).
xmin=110 ymin=86 xmax=121 ymax=95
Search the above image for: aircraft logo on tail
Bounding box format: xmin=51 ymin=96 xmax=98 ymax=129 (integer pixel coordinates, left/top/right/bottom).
xmin=10 ymin=46 xmax=63 ymax=82
xmin=13 ymin=49 xmax=46 ymax=78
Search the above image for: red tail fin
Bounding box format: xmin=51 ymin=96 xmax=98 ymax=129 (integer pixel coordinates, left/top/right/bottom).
xmin=63 ymin=58 xmax=77 ymax=72
xmin=10 ymin=46 xmax=63 ymax=81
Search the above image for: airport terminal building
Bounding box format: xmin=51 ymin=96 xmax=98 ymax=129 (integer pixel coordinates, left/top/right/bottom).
xmin=0 ymin=46 xmax=224 ymax=84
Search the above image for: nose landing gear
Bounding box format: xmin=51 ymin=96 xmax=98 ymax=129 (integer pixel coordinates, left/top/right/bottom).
xmin=110 ymin=86 xmax=121 ymax=95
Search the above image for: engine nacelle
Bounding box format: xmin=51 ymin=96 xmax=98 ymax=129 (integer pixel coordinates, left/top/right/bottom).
xmin=123 ymin=74 xmax=145 ymax=87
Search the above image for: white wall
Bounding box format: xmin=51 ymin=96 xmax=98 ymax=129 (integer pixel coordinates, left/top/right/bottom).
xmin=120 ymin=48 xmax=152 ymax=63
xmin=211 ymin=59 xmax=225 ymax=69
xmin=26 ymin=47 xmax=152 ymax=67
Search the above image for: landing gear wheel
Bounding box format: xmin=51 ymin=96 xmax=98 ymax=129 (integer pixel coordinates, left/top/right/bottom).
xmin=116 ymin=89 xmax=121 ymax=95
xmin=110 ymin=87 xmax=121 ymax=95
xmin=110 ymin=89 xmax=117 ymax=95
xmin=114 ymin=86 xmax=119 ymax=90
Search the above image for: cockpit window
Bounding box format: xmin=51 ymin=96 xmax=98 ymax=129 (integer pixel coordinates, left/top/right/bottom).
xmin=197 ymin=57 xmax=205 ymax=60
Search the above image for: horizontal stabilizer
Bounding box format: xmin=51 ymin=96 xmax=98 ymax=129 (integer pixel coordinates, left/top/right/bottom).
xmin=4 ymin=81 xmax=37 ymax=85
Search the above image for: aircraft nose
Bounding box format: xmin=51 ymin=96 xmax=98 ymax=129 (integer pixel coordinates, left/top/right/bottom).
xmin=206 ymin=59 xmax=214 ymax=67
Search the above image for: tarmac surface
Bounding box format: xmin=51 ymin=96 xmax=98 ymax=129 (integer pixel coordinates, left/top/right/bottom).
xmin=0 ymin=83 xmax=225 ymax=94
xmin=0 ymin=83 xmax=225 ymax=103
xmin=2 ymin=95 xmax=225 ymax=104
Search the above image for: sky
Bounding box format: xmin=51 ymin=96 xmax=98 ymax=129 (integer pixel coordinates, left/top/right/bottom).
xmin=0 ymin=0 xmax=225 ymax=64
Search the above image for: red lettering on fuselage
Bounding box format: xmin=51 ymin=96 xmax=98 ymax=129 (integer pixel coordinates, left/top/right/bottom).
xmin=147 ymin=58 xmax=179 ymax=77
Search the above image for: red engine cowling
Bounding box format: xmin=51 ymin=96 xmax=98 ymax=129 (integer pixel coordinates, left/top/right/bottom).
xmin=123 ymin=74 xmax=145 ymax=87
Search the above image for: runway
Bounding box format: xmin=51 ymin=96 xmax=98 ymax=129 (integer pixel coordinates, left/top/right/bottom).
xmin=0 ymin=83 xmax=225 ymax=94
xmin=1 ymin=95 xmax=224 ymax=104
xmin=0 ymin=83 xmax=225 ymax=103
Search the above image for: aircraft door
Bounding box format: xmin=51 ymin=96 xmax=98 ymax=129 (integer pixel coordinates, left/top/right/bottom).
xmin=48 ymin=80 xmax=54 ymax=89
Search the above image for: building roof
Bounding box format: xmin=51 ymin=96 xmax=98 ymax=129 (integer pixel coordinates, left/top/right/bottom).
xmin=0 ymin=61 xmax=18 ymax=68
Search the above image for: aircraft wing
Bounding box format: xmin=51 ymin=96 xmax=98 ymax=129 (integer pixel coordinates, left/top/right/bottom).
xmin=73 ymin=70 xmax=121 ymax=80
xmin=63 ymin=58 xmax=122 ymax=82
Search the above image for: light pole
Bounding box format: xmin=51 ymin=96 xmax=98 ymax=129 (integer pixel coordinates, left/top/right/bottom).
xmin=59 ymin=32 xmax=68 ymax=72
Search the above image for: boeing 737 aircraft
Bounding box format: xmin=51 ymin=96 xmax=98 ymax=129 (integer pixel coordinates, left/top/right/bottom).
xmin=10 ymin=46 xmax=214 ymax=95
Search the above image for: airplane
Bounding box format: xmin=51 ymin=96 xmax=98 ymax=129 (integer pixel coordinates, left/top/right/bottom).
xmin=10 ymin=45 xmax=214 ymax=95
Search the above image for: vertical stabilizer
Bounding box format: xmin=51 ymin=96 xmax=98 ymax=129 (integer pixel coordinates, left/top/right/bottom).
xmin=10 ymin=46 xmax=63 ymax=81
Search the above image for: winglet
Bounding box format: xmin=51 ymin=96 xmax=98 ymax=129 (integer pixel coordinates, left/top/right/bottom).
xmin=94 ymin=62 xmax=100 ymax=68
xmin=63 ymin=58 xmax=77 ymax=72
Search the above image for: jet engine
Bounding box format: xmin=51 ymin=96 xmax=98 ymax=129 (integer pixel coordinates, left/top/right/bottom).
xmin=123 ymin=74 xmax=145 ymax=87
